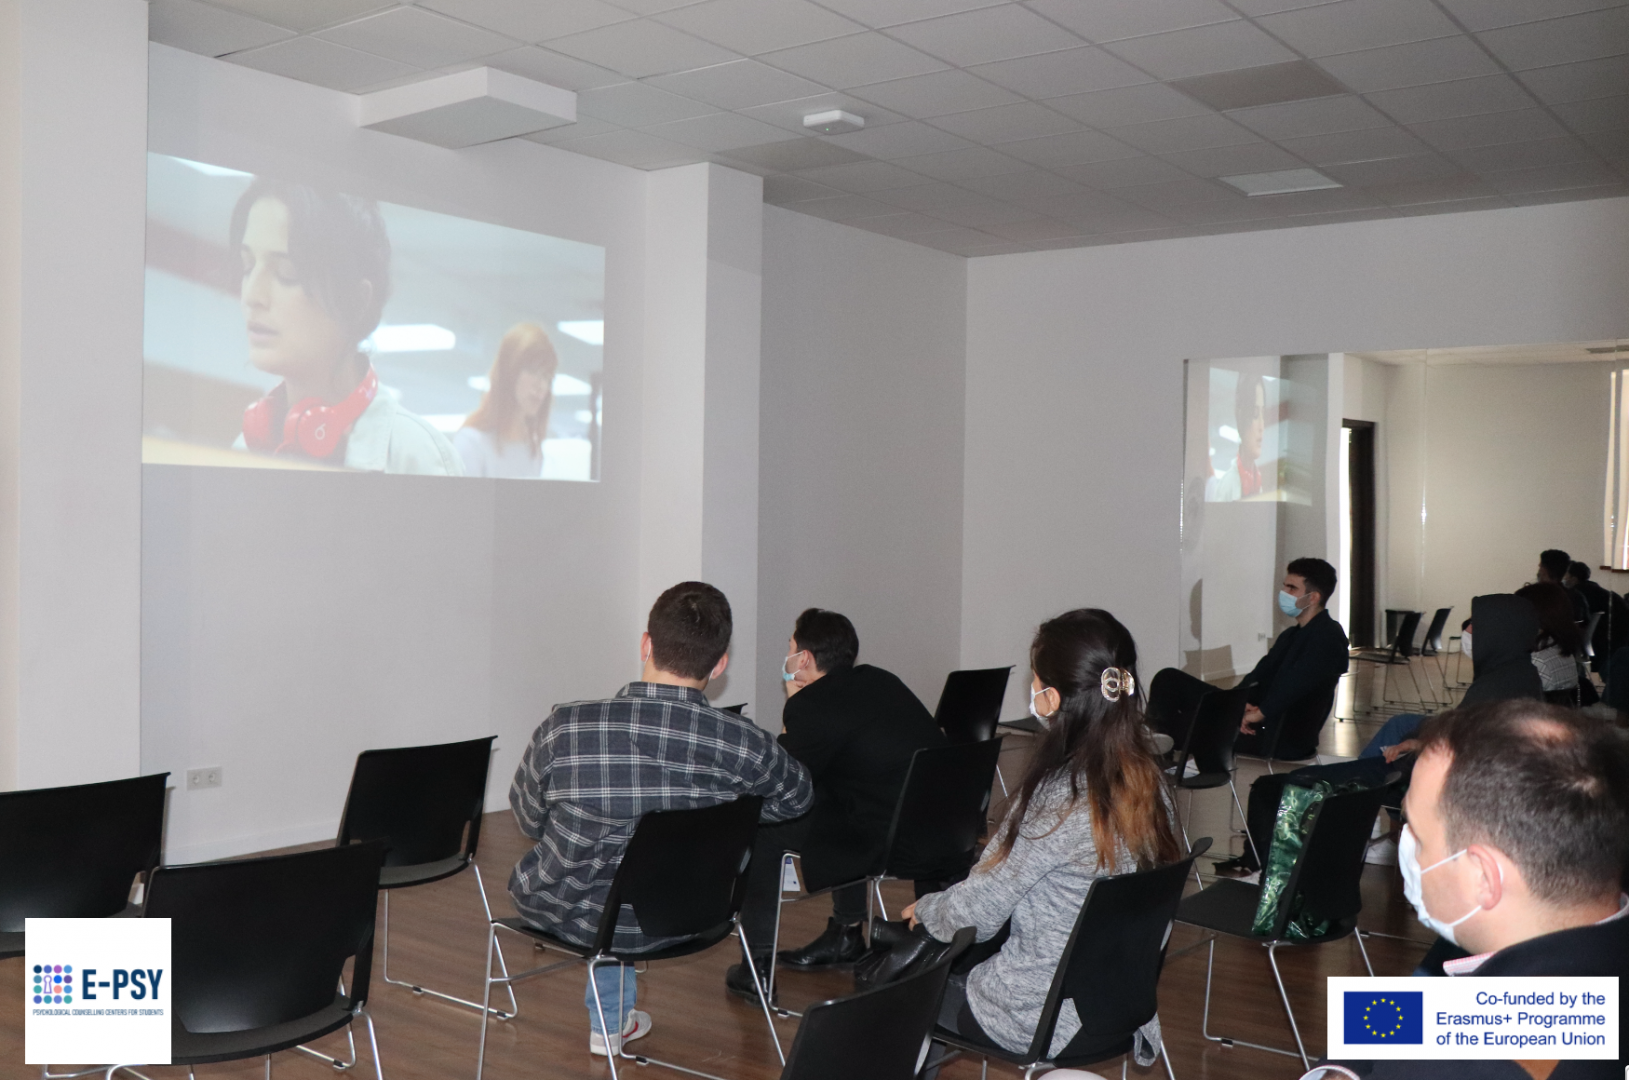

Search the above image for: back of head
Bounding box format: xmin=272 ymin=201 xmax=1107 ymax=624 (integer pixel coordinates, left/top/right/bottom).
xmin=1417 ymin=701 xmax=1629 ymax=908
xmin=792 ymin=608 xmax=858 ymax=674
xmin=647 ymin=582 xmax=732 ymax=681
xmin=1464 ymin=594 xmax=1544 ymax=705
xmin=1539 ymin=548 xmax=1571 ymax=582
xmin=1514 ymin=582 xmax=1584 ymax=656
xmin=1567 ymin=560 xmax=1592 ymax=584
xmin=1286 ymin=556 xmax=1337 ymax=608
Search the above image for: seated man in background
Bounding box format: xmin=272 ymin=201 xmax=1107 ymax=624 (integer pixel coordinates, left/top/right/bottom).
xmin=1538 ymin=547 xmax=1591 ymax=624
xmin=1302 ymin=700 xmax=1629 ymax=1080
xmin=729 ymin=608 xmax=945 ymax=998
xmin=1234 ymin=556 xmax=1350 ymax=759
xmin=509 ymin=581 xmax=812 ymax=1056
xmin=1567 ymin=560 xmax=1629 ymax=673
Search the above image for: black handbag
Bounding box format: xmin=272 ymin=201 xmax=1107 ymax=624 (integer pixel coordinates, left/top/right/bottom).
xmin=853 ymin=917 xmax=958 ymax=990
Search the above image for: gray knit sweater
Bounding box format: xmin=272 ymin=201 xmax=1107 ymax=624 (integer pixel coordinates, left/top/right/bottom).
xmin=913 ymin=775 xmax=1164 ymax=1062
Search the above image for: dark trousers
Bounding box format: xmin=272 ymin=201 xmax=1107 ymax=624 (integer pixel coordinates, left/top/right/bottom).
xmin=1240 ymin=757 xmax=1394 ymax=870
xmin=739 ymin=815 xmax=867 ymax=955
xmin=1151 ymin=668 xmax=1213 ymax=744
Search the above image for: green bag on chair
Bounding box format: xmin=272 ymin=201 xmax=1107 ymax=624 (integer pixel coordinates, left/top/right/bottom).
xmin=1250 ymin=779 xmax=1336 ymax=940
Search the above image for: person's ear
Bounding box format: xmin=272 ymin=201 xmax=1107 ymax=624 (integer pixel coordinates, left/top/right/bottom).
xmin=709 ymin=651 xmax=729 ymax=683
xmin=1039 ymin=686 xmax=1061 ymax=717
xmin=1464 ymin=845 xmax=1507 ymax=911
xmin=639 ymin=632 xmax=652 ymax=667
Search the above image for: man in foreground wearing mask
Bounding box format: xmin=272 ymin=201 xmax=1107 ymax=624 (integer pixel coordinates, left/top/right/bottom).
xmin=1300 ymin=699 xmax=1629 ymax=1080
xmin=728 ymin=607 xmax=944 ymax=999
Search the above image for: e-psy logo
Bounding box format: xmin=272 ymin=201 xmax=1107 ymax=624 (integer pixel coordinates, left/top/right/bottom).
xmin=31 ymin=964 xmax=74 ymax=1005
xmin=31 ymin=962 xmax=164 ymax=1005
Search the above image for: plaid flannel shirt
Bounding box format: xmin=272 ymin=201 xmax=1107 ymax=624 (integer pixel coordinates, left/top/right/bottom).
xmin=508 ymin=681 xmax=813 ymax=952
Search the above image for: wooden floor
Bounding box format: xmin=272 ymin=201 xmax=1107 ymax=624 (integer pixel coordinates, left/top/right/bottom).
xmin=3 ymin=661 xmax=1457 ymax=1080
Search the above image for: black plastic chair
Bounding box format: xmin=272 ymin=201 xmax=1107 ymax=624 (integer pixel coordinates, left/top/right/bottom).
xmin=934 ymin=667 xmax=1012 ymax=744
xmin=1146 ymin=668 xmax=1206 ymax=748
xmin=1242 ymin=679 xmax=1340 ymax=769
xmin=104 ymin=842 xmax=387 ymax=1080
xmin=1167 ymin=687 xmax=1248 ymax=869
xmin=1353 ymin=610 xmax=1425 ymax=711
xmin=0 ymin=773 xmax=169 ymax=960
xmin=768 ymin=740 xmax=1003 ymax=1004
xmin=477 ymin=796 xmax=775 ymax=1080
xmin=1175 ymin=785 xmax=1387 ymax=1070
xmin=935 ymin=840 xmax=1211 ymax=1080
xmin=1419 ymin=607 xmax=1453 ymax=700
xmin=780 ymin=926 xmax=974 ymax=1080
xmin=722 ymin=703 xmax=747 ymax=715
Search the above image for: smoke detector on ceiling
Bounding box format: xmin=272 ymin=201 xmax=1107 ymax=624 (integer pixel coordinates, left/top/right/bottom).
xmin=803 ymin=110 xmax=864 ymax=136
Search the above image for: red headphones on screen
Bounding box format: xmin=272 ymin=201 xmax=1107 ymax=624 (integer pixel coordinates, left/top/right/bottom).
xmin=243 ymin=366 xmax=379 ymax=460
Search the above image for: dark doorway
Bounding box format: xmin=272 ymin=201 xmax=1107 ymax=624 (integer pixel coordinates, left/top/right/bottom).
xmin=1344 ymin=420 xmax=1377 ymax=648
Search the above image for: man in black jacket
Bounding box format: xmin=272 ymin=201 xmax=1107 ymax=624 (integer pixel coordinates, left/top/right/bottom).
xmin=725 ymin=608 xmax=945 ymax=998
xmin=1538 ymin=548 xmax=1592 ymax=624
xmin=1566 ymin=560 xmax=1628 ymax=674
xmin=1302 ymin=701 xmax=1628 ymax=1080
xmin=1234 ymin=556 xmax=1351 ymax=759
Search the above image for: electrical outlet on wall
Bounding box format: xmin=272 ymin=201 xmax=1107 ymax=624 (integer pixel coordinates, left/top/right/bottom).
xmin=186 ymin=766 xmax=223 ymax=790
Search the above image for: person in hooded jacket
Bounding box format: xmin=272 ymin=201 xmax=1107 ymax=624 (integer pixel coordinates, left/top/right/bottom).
xmin=1218 ymin=594 xmax=1544 ymax=877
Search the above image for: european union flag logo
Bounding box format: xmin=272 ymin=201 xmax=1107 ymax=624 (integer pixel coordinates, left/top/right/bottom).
xmin=1344 ymin=992 xmax=1423 ymax=1044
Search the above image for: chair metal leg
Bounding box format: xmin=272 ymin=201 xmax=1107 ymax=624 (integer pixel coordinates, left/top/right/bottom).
xmin=1161 ymin=1041 xmax=1177 ymax=1080
xmin=1229 ymin=779 xmax=1260 ymax=867
xmin=1267 ymin=944 xmax=1311 ymax=1070
xmin=359 ymin=1009 xmax=385 ymax=1080
xmin=873 ymin=878 xmax=889 ymax=921
xmin=1199 ymin=937 xmax=1308 ymax=1066
xmin=586 ymin=956 xmax=621 ymax=1080
xmin=767 ymin=852 xmax=791 ymax=1005
xmin=382 ymin=867 xmax=518 ymax=1019
xmin=1355 ymin=929 xmax=1375 ymax=977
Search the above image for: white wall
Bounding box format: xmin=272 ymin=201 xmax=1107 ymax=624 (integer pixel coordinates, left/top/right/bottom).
xmin=965 ymin=197 xmax=1629 ymax=719
xmin=756 ymin=207 xmax=967 ymax=719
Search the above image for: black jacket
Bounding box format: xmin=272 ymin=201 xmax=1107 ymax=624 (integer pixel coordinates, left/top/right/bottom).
xmin=778 ymin=664 xmax=944 ymax=891
xmin=1321 ymin=914 xmax=1629 ymax=1080
xmin=1577 ymin=579 xmax=1629 ymax=669
xmin=1461 ymin=594 xmax=1543 ymax=707
xmin=1238 ymin=609 xmax=1349 ymax=757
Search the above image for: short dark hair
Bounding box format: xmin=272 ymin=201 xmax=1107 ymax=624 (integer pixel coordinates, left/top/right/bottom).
xmin=792 ymin=609 xmax=859 ymax=673
xmin=230 ymin=177 xmax=392 ymax=346
xmin=1417 ymin=701 xmax=1629 ymax=906
xmin=647 ymin=582 xmax=732 ymax=681
xmin=1286 ymin=556 xmax=1336 ymax=606
xmin=1539 ymin=549 xmax=1571 ymax=582
xmin=1515 ymin=582 xmax=1584 ymax=656
xmin=1568 ymin=560 xmax=1592 ymax=583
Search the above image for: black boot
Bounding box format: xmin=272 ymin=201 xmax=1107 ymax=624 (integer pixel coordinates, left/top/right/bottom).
xmin=776 ymin=918 xmax=868 ymax=972
xmin=724 ymin=949 xmax=775 ymax=1003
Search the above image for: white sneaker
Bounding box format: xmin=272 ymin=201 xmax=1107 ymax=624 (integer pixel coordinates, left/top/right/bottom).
xmin=1365 ymin=835 xmax=1398 ymax=866
xmin=589 ymin=1010 xmax=652 ymax=1057
xmin=1239 ymin=870 xmax=1260 ymax=885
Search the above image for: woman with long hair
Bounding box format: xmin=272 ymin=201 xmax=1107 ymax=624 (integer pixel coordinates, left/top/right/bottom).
xmin=455 ymin=323 xmax=558 ymax=478
xmin=904 ymin=609 xmax=1179 ymax=1062
xmin=1515 ymin=581 xmax=1586 ymax=698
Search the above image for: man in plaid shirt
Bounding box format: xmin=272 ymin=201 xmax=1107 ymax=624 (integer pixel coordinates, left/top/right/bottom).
xmin=508 ymin=581 xmax=812 ymax=1057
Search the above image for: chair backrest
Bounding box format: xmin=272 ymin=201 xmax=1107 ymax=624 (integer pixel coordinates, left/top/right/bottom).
xmin=1029 ymin=839 xmax=1211 ymax=1060
xmin=1176 ymin=687 xmax=1246 ymax=778
xmin=721 ymin=703 xmax=747 ymax=715
xmin=1393 ymin=611 xmax=1423 ymax=658
xmin=599 ymin=795 xmax=763 ymax=949
xmin=0 ymin=773 xmax=169 ymax=932
xmin=1583 ymin=611 xmax=1603 ymax=659
xmin=145 ymin=842 xmax=383 ymax=1034
xmin=1257 ymin=679 xmax=1339 ymax=761
xmin=779 ymin=927 xmax=975 ymax=1080
xmin=1422 ymin=607 xmax=1452 ymax=654
xmin=933 ymin=667 xmax=1013 ymax=744
xmin=1146 ymin=668 xmax=1199 ymax=745
xmin=880 ymin=740 xmax=1003 ymax=883
xmin=336 ymin=736 xmax=495 ymax=869
xmin=1267 ymin=786 xmax=1388 ymax=939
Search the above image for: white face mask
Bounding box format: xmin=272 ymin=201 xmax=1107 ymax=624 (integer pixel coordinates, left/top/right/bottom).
xmin=1460 ymin=631 xmax=1472 ymax=660
xmin=1029 ymin=685 xmax=1057 ymax=724
xmin=1398 ymin=824 xmax=1496 ymax=946
xmin=781 ymin=652 xmax=802 ymax=683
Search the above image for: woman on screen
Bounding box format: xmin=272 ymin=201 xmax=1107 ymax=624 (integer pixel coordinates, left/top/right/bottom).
xmin=231 ymin=177 xmax=462 ymax=475
xmin=455 ymin=323 xmax=558 ymax=479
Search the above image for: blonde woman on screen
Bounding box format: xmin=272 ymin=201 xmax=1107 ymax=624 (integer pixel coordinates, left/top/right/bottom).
xmin=455 ymin=323 xmax=558 ymax=479
xmin=232 ymin=177 xmax=462 ymax=476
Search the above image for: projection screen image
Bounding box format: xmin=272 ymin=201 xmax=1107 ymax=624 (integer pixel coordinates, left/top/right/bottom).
xmin=142 ymin=154 xmax=606 ymax=480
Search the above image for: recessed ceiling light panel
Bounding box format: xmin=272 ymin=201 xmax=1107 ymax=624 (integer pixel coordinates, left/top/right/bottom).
xmin=1219 ymin=168 xmax=1343 ymax=197
xmin=803 ymin=110 xmax=864 ymax=135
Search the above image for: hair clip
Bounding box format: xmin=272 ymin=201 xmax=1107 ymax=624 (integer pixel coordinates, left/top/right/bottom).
xmin=1100 ymin=667 xmax=1134 ymax=702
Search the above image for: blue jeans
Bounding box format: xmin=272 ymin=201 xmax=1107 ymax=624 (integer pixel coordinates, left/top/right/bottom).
xmin=1361 ymin=713 xmax=1424 ymax=758
xmin=584 ymin=963 xmax=637 ymax=1035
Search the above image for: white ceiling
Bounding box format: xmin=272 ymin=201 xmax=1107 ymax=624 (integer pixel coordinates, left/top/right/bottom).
xmin=1353 ymin=340 xmax=1629 ymax=365
xmin=150 ymin=0 xmax=1629 ymax=256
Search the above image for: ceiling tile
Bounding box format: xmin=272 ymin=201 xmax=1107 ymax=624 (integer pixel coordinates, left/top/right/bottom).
xmin=738 ymin=92 xmax=911 ymax=132
xmin=485 ymin=46 xmax=626 ymax=89
xmin=1025 ymin=0 xmax=1239 ymax=43
xmin=760 ymin=31 xmax=947 ymax=86
xmin=843 ymin=210 xmax=951 ymax=236
xmin=1321 ymin=152 xmax=1464 ymax=184
xmin=1160 ymin=141 xmax=1307 ymax=176
xmin=849 ymin=69 xmax=1023 ymax=118
xmin=1257 ymin=0 xmax=1460 ymax=57
xmin=654 ymin=0 xmax=864 ymax=54
xmin=807 ymin=0 xmax=1007 ymax=29
xmin=1225 ymin=0 xmax=1347 ymax=13
xmin=911 ymin=226 xmax=1011 ymax=254
xmin=956 ymin=168 xmax=1085 ymax=198
xmin=792 ymin=194 xmax=902 ymax=221
xmin=1120 ymin=176 xmax=1258 ymax=209
xmin=1475 ymin=8 xmax=1629 ymax=70
xmin=1366 ymin=174 xmax=1498 ymax=204
xmin=1366 ymin=75 xmax=1541 ymax=124
xmin=1102 ymin=21 xmax=1299 ymax=80
xmin=1108 ymin=113 xmax=1261 ymax=153
xmin=547 ymin=18 xmax=739 ymax=78
xmin=1444 ymin=134 xmax=1598 ymax=170
xmin=891 ymin=145 xmax=1028 ymax=180
xmin=929 ymin=199 xmax=1047 ymax=226
xmin=550 ymin=127 xmax=708 ymax=167
xmin=1278 ymin=124 xmax=1430 ymax=163
xmin=1229 ymin=95 xmax=1392 ymax=139
xmin=610 ymin=0 xmax=723 ymax=13
xmin=980 ymin=217 xmax=1094 ymax=242
xmin=1045 ymin=83 xmax=1210 ymax=127
xmin=1169 ymin=60 xmax=1347 ymax=111
xmin=1434 ymin=0 xmax=1624 ymax=33
xmin=1030 ymin=197 xmax=1174 ymax=231
xmin=1580 ymin=128 xmax=1629 ymax=159
xmin=824 ymin=119 xmax=977 ymax=157
xmin=1408 ymin=108 xmax=1569 ymax=150
xmin=1517 ymin=56 xmax=1629 ymax=105
xmin=1256 ymin=184 xmax=1383 ymax=213
xmin=1504 ymin=181 xmax=1629 ymax=206
xmin=198 ymin=0 xmax=393 ymax=33
xmin=999 ymin=129 xmax=1143 ymax=165
xmin=763 ymin=174 xmax=846 ymax=201
xmin=886 ymin=5 xmax=1084 ymax=66
xmin=577 ymin=81 xmax=718 ymax=125
xmin=1485 ymin=159 xmax=1622 ymax=193
xmin=1314 ymin=37 xmax=1503 ymax=92
xmin=150 ymin=0 xmax=293 ymax=56
xmin=795 ymin=159 xmax=935 ymax=191
xmin=225 ymin=36 xmax=420 ymax=91
xmin=1053 ymin=155 xmax=1193 ymax=187
xmin=646 ymin=59 xmax=829 ymax=109
xmin=417 ymin=0 xmax=634 ymax=42
xmin=927 ymin=101 xmax=1081 ymax=143
xmin=968 ymin=46 xmax=1152 ymax=98
xmin=318 ymin=7 xmax=517 ymax=67
xmin=1551 ymin=94 xmax=1629 ymax=133
xmin=644 ymin=111 xmax=804 ymax=150
xmin=522 ymin=115 xmax=622 ymax=142
xmin=1392 ymin=194 xmax=1511 ymax=213
xmin=723 ymin=137 xmax=871 ymax=170
xmin=1161 ymin=199 xmax=1281 ymax=225
xmin=870 ymin=181 xmax=1000 ymax=210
